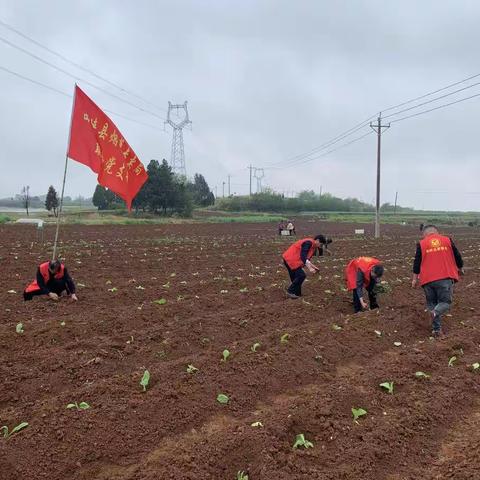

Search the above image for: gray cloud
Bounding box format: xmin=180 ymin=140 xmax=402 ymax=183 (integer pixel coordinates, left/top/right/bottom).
xmin=1 ymin=0 xmax=479 ymax=211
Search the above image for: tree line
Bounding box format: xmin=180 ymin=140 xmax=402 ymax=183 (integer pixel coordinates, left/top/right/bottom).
xmin=215 ymin=190 xmax=413 ymax=213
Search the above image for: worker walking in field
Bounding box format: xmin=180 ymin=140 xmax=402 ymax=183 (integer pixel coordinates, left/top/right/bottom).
xmin=24 ymin=260 xmax=78 ymax=302
xmin=282 ymin=235 xmax=331 ymax=299
xmin=345 ymin=257 xmax=384 ymax=313
xmin=411 ymin=225 xmax=464 ymax=337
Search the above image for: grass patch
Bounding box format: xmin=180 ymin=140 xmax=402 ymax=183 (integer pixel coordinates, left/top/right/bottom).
xmin=0 ymin=214 xmax=12 ymax=224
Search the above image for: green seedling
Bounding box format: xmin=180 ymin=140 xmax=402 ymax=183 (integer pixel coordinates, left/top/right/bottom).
xmin=251 ymin=421 xmax=263 ymax=427
xmin=448 ymin=356 xmax=457 ymax=367
xmin=60 ymin=321 xmax=66 ymax=327
xmin=251 ymin=342 xmax=261 ymax=352
xmin=66 ymin=402 xmax=90 ymax=410
xmin=153 ymin=298 xmax=167 ymax=305
xmin=222 ymin=349 xmax=231 ymax=362
xmin=374 ymin=282 xmax=391 ymax=294
xmin=140 ymin=370 xmax=150 ymax=391
xmin=217 ymin=393 xmax=229 ymax=404
xmin=108 ymin=287 xmax=118 ymax=292
xmin=237 ymin=471 xmax=249 ymax=480
xmin=352 ymin=407 xmax=367 ymax=422
xmin=293 ymin=433 xmax=314 ymax=449
xmin=280 ymin=333 xmax=290 ymax=344
xmin=186 ymin=364 xmax=198 ymax=374
xmin=471 ymin=362 xmax=480 ymax=371
xmin=162 ymin=282 xmax=170 ymax=289
xmin=379 ymin=381 xmax=394 ymax=394
xmin=332 ymin=324 xmax=342 ymax=331
xmin=415 ymin=371 xmax=431 ymax=379
xmin=1 ymin=422 xmax=28 ymax=438
xmin=374 ymin=330 xmax=382 ymax=337
xmin=16 ymin=323 xmax=24 ymax=334
xmin=239 ymin=287 xmax=248 ymax=293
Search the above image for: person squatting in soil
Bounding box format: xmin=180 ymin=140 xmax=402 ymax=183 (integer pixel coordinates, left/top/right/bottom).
xmin=345 ymin=256 xmax=384 ymax=313
xmin=24 ymin=260 xmax=78 ymax=302
xmin=411 ymin=224 xmax=464 ymax=337
xmin=282 ymin=235 xmax=331 ymax=299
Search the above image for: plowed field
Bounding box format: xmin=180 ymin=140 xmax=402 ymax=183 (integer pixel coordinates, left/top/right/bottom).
xmin=1 ymin=221 xmax=479 ymax=479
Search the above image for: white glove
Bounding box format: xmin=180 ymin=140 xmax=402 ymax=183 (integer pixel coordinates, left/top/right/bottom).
xmin=305 ymin=260 xmax=317 ymax=273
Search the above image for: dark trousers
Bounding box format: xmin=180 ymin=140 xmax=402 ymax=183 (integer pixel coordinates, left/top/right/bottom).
xmin=284 ymin=260 xmax=306 ymax=296
xmin=353 ymin=282 xmax=378 ymax=313
xmin=23 ymin=279 xmax=70 ymax=301
xmin=422 ymin=278 xmax=453 ymax=331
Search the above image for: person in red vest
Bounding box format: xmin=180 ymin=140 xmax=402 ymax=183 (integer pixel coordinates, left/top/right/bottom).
xmin=345 ymin=257 xmax=384 ymax=313
xmin=24 ymin=260 xmax=78 ymax=302
xmin=282 ymin=235 xmax=330 ymax=299
xmin=412 ymin=225 xmax=464 ymax=337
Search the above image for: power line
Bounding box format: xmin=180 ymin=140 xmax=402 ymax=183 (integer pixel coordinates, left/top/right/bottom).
xmin=0 ymin=64 xmax=70 ymax=97
xmin=390 ymin=91 xmax=480 ymax=124
xmin=0 ymin=18 xmax=166 ymax=114
xmin=382 ymin=71 xmax=480 ymax=113
xmin=0 ymin=64 xmax=165 ymax=131
xmin=267 ymin=130 xmax=374 ymax=170
xmin=383 ymin=80 xmax=480 ymax=120
xmin=0 ymin=35 xmax=166 ymax=121
xmin=263 ymin=114 xmax=375 ymax=169
xmin=268 ymin=71 xmax=480 ymax=171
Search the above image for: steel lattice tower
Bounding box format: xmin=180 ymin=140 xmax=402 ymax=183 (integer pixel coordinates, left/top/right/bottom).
xmin=165 ymin=101 xmax=191 ymax=177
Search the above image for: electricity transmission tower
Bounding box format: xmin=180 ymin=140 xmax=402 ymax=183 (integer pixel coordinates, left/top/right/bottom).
xmin=253 ymin=168 xmax=265 ymax=193
xmin=165 ymin=101 xmax=191 ymax=177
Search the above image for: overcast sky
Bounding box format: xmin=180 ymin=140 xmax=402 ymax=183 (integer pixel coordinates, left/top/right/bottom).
xmin=1 ymin=0 xmax=480 ymax=211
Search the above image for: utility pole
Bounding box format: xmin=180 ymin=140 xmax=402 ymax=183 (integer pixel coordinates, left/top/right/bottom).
xmin=370 ymin=113 xmax=390 ymax=238
xmin=214 ymin=185 xmax=218 ymax=198
xmin=228 ymin=175 xmax=231 ymax=196
xmin=222 ymin=181 xmax=225 ymax=198
xmin=319 ymin=185 xmax=322 ymax=197
xmin=394 ymin=191 xmax=398 ymax=215
xmin=249 ymin=165 xmax=253 ymax=196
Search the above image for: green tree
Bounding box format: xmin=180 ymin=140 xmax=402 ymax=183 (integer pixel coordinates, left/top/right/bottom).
xmin=45 ymin=185 xmax=59 ymax=217
xmin=190 ymin=173 xmax=215 ymax=207
xmin=92 ymin=185 xmax=109 ymax=210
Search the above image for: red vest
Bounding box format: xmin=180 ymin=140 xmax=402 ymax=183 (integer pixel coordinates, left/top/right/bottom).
xmin=345 ymin=257 xmax=381 ymax=291
xmin=419 ymin=234 xmax=459 ymax=286
xmin=25 ymin=262 xmax=65 ymax=293
xmin=282 ymin=238 xmax=317 ymax=269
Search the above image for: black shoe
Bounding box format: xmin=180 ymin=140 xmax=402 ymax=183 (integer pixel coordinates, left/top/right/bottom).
xmin=432 ymin=329 xmax=445 ymax=339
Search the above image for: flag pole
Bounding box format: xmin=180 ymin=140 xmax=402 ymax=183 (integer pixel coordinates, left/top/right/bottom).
xmin=52 ymin=84 xmax=76 ymax=260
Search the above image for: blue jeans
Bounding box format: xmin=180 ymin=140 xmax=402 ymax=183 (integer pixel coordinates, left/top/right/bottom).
xmin=422 ymin=278 xmax=453 ymax=331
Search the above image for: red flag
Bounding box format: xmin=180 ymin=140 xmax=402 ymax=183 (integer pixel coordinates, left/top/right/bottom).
xmin=67 ymin=85 xmax=148 ymax=210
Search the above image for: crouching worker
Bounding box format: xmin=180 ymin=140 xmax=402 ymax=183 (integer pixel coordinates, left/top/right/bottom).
xmin=282 ymin=235 xmax=330 ymax=299
xmin=24 ymin=260 xmax=78 ymax=302
xmin=345 ymin=257 xmax=384 ymax=312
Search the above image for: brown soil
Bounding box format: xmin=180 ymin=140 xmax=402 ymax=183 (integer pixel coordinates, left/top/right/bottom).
xmin=1 ymin=220 xmax=479 ymax=480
